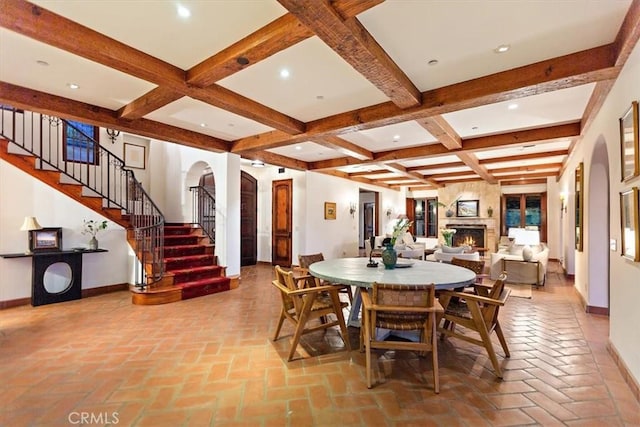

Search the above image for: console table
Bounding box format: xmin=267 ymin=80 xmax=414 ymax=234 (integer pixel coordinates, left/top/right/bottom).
xmin=0 ymin=249 xmax=107 ymax=306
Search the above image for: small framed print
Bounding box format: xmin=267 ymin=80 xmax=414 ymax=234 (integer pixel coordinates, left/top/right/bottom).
xmin=29 ymin=227 xmax=63 ymax=252
xmin=324 ymin=202 xmax=336 ymax=220
xmin=456 ymin=199 xmax=479 ymax=217
xmin=620 ymin=187 xmax=639 ymax=262
xmin=124 ymin=143 xmax=146 ymax=169
xmin=620 ymin=101 xmax=639 ymax=182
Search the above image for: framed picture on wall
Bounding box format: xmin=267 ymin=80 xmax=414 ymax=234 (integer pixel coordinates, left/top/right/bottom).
xmin=124 ymin=143 xmax=146 ymax=169
xmin=324 ymin=202 xmax=336 ymax=220
xmin=456 ymin=200 xmax=479 ymax=217
xmin=29 ymin=227 xmax=63 ymax=252
xmin=620 ymin=101 xmax=639 ymax=182
xmin=620 ymin=187 xmax=639 ymax=262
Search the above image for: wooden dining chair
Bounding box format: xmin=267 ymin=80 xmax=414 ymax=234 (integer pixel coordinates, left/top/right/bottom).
xmin=437 ymin=273 xmax=511 ymax=378
xmin=360 ymin=283 xmax=443 ymax=392
xmin=271 ymin=265 xmax=351 ymax=361
xmin=298 ymin=253 xmax=353 ymax=303
xmin=451 ymin=257 xmax=487 ymax=285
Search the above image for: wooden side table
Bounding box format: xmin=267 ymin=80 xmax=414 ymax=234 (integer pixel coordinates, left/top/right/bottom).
xmin=501 ymin=258 xmax=541 ymax=286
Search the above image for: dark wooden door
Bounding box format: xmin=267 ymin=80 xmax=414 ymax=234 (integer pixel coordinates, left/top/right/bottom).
xmin=240 ymin=171 xmax=257 ymax=266
xmin=272 ymin=179 xmax=293 ymax=267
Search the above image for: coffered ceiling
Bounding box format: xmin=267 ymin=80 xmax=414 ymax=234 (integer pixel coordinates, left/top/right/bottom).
xmin=1 ymin=0 xmax=638 ymax=190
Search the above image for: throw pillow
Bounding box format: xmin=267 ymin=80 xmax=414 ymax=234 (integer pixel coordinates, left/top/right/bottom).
xmin=441 ymin=245 xmax=466 ymax=254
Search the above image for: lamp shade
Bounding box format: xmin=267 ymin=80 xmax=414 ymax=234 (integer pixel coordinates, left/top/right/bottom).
xmin=20 ymin=216 xmax=42 ymax=231
xmin=508 ymin=227 xmax=523 ymax=239
xmin=515 ymin=230 xmax=540 ymax=246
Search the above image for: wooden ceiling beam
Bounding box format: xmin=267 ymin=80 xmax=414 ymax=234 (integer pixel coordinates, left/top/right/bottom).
xmin=318 ymin=169 xmax=397 ymax=190
xmin=418 ymin=115 xmax=462 ymax=150
xmin=383 ymin=162 xmax=442 ymax=188
xmin=0 ymin=82 xmax=230 ymax=152
xmin=232 ymin=43 xmax=616 ymax=153
xmin=310 ymin=135 xmax=374 ymax=160
xmin=491 ymin=163 xmax=563 ymax=174
xmin=495 ymin=171 xmax=558 ymax=180
xmin=118 ymin=87 xmax=183 ymax=120
xmin=456 ymin=152 xmax=496 ymax=184
xmin=407 ymin=185 xmax=436 ymax=192
xmin=276 ymin=0 xmax=421 ymax=109
xmin=478 ymin=149 xmax=568 ymax=165
xmin=186 ymin=1 xmax=383 ymax=87
xmin=500 ymin=178 xmax=548 ymax=186
xmin=348 ymin=169 xmax=391 ymax=177
xmin=1 ymin=0 xmax=305 ymax=134
xmin=245 ymin=151 xmax=309 ymax=171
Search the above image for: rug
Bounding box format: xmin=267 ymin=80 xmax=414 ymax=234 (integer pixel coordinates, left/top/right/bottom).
xmin=505 ymin=283 xmax=532 ymax=299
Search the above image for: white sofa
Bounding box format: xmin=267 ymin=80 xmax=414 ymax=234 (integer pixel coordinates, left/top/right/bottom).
xmin=432 ymin=245 xmax=479 ymax=263
xmin=365 ymin=232 xmax=425 ymax=259
xmin=490 ymin=243 xmax=549 ymax=286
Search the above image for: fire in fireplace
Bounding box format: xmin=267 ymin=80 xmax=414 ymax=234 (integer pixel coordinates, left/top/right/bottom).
xmin=447 ymin=224 xmax=486 ymax=248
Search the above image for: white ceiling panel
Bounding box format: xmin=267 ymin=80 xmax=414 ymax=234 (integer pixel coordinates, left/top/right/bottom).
xmin=342 ymin=121 xmax=437 ymax=152
xmin=218 ymin=37 xmax=389 ymax=122
xmin=30 ymin=0 xmax=287 ymax=69
xmin=145 ymin=97 xmax=273 ymax=140
xmin=0 ymin=30 xmax=155 ymax=110
xmin=267 ymin=141 xmax=345 ymax=162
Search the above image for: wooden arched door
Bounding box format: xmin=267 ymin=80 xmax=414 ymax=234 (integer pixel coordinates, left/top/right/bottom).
xmin=241 ymin=171 xmax=257 ymax=266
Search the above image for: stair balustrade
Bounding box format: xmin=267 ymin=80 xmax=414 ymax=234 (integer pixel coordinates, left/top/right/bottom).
xmin=189 ymin=185 xmax=216 ymax=245
xmin=0 ymin=105 xmax=164 ymax=287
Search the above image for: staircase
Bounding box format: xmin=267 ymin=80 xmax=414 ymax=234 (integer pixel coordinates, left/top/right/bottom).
xmin=0 ymin=106 xmax=233 ymax=305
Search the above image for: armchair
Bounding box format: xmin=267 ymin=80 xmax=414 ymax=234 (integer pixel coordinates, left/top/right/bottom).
xmin=360 ymin=283 xmax=443 ymax=391
xmin=490 ymin=243 xmax=548 ymax=286
xmin=272 ymin=265 xmax=350 ymax=361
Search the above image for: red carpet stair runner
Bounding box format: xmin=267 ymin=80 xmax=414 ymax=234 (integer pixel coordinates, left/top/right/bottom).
xmin=163 ymin=224 xmax=231 ymax=300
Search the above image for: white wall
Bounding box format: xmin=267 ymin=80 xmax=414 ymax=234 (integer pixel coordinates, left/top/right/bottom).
xmin=0 ymin=163 xmax=129 ymax=301
xmin=557 ymin=38 xmax=640 ymax=383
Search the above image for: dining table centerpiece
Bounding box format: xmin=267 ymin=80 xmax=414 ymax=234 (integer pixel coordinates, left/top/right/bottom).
xmin=382 ymin=218 xmax=413 ymax=269
xmin=441 ymin=227 xmax=457 ymax=247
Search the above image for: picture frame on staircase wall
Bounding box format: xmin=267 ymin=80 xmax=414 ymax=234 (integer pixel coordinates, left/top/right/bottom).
xmin=620 ymin=100 xmax=639 ymax=182
xmin=124 ymin=143 xmax=145 ymax=169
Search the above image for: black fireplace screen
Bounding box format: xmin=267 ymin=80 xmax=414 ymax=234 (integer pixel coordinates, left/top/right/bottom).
xmin=448 ymin=225 xmax=486 ymax=248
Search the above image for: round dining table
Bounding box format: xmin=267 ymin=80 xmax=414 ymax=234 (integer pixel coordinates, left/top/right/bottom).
xmin=309 ymin=257 xmax=476 ymax=327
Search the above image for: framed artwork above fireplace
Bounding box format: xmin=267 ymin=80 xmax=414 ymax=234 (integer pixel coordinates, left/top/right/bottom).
xmin=456 ymin=200 xmax=479 ymax=217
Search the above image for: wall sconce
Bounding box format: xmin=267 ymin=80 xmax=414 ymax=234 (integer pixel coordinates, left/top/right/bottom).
xmin=349 ymin=202 xmax=357 ymax=217
xmin=385 ymin=208 xmax=393 ymax=218
xmin=560 ymin=192 xmax=568 ymax=213
xmin=106 ymin=128 xmax=121 ymax=144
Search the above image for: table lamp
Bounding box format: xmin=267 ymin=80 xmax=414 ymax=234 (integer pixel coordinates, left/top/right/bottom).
xmin=20 ymin=216 xmax=42 ymax=254
xmin=515 ymin=229 xmax=540 ymax=261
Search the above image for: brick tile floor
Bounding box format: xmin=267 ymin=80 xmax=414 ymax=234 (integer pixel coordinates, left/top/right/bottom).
xmin=1 ymin=261 xmax=639 ymax=426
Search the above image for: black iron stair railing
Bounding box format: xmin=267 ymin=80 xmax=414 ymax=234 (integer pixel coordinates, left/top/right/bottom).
xmin=189 ymin=185 xmax=216 ymax=245
xmin=0 ymin=105 xmax=164 ymax=287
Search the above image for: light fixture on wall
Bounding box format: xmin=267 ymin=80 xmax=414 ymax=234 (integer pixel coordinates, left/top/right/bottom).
xmin=20 ymin=216 xmax=42 ymax=254
xmin=349 ymin=202 xmax=357 ymax=217
xmin=560 ymin=192 xmax=568 ymax=213
xmin=106 ymin=128 xmax=121 ymax=144
xmin=385 ymin=208 xmax=393 ymax=218
xmin=251 ymin=160 xmax=265 ymax=168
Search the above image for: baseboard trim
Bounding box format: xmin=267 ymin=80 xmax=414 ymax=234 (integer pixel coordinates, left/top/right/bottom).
xmin=82 ymin=283 xmax=129 ymax=298
xmin=608 ymin=340 xmax=640 ymax=404
xmin=1 ymin=283 xmax=129 ymax=310
xmin=0 ymin=297 xmax=31 ymax=310
xmin=585 ymin=305 xmax=609 ymax=315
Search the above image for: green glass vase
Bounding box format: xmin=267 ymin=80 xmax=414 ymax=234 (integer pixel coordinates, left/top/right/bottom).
xmin=381 ymin=244 xmax=397 ymax=269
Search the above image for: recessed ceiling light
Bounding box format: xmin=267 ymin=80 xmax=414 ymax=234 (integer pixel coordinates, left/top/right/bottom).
xmin=393 ymin=135 xmax=400 ymax=141
xmin=236 ymin=57 xmax=249 ymax=66
xmin=280 ymin=68 xmax=290 ymax=79
xmin=507 ymin=103 xmax=518 ymax=110
xmin=471 ymin=126 xmax=479 ymax=130
xmin=494 ymin=44 xmax=510 ymax=53
xmin=177 ymin=4 xmax=191 ymax=18
xmin=67 ymin=83 xmax=79 ymax=89
xmin=199 ymin=123 xmax=207 ymax=127
xmin=36 ymin=60 xmax=49 ymax=66
xmin=427 ymin=59 xmax=439 ymax=66
xmin=251 ymin=160 xmax=265 ymax=168
xmin=295 ymin=146 xmax=302 ymax=150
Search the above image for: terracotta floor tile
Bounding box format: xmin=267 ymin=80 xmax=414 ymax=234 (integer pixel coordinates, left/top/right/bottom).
xmin=0 ymin=261 xmax=637 ymax=426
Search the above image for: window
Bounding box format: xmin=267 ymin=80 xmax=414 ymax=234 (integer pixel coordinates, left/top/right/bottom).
xmin=408 ymin=198 xmax=438 ymax=237
xmin=501 ymin=193 xmax=547 ymax=241
xmin=63 ymin=120 xmax=99 ymax=164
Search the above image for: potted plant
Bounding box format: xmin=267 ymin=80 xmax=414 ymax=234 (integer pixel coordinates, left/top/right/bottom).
xmin=436 ymin=197 xmax=459 ymax=217
xmin=82 ymin=219 xmax=108 ymax=250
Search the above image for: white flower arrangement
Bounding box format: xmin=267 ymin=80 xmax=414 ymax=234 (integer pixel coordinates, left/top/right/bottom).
xmin=440 ymin=227 xmax=456 ymax=246
xmin=390 ymin=218 xmax=412 ymax=246
xmin=82 ymin=219 xmax=108 ymax=237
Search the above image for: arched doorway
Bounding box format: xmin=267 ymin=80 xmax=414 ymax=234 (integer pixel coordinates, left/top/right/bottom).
xmin=587 ymin=137 xmax=610 ymax=314
xmin=241 ymin=171 xmax=257 ymax=266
